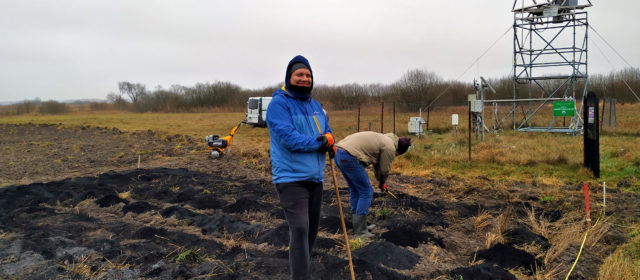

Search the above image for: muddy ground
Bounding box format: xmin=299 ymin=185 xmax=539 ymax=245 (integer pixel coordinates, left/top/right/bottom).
xmin=0 ymin=123 xmax=638 ymax=279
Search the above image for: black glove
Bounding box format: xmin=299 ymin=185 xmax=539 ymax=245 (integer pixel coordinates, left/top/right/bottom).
xmin=316 ymin=133 xmax=334 ymax=153
xmin=327 ymin=144 xmax=337 ymax=159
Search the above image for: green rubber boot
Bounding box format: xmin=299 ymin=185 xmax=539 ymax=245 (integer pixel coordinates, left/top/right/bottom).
xmin=352 ymin=214 xmax=374 ymax=238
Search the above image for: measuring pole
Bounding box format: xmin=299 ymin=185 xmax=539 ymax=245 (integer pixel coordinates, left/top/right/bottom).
xmin=584 ymin=183 xmax=591 ymax=228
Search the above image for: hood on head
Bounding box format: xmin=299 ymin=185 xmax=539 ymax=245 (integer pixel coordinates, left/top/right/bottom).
xmin=383 ymin=133 xmax=399 ymax=151
xmin=284 ymin=55 xmax=313 ymax=98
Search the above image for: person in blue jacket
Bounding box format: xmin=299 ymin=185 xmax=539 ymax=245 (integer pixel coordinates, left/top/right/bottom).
xmin=266 ymin=55 xmax=335 ymax=280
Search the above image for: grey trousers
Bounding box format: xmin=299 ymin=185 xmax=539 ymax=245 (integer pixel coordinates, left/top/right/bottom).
xmin=275 ymin=181 xmax=323 ymax=280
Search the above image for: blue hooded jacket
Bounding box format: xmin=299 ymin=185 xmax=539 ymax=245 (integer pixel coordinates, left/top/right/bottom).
xmin=267 ymin=55 xmax=331 ymax=184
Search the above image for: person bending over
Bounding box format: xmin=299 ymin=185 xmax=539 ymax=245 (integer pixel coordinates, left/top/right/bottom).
xmin=334 ymin=131 xmax=410 ymax=237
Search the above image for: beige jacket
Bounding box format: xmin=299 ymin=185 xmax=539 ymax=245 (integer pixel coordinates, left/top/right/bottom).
xmin=335 ymin=131 xmax=398 ymax=184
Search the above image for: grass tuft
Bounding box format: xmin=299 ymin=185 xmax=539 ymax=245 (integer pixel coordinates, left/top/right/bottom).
xmin=473 ymin=209 xmax=492 ymax=233
xmin=374 ymin=208 xmax=391 ymax=220
xmin=175 ymin=248 xmax=209 ymax=264
xmin=118 ymin=191 xmax=131 ymax=200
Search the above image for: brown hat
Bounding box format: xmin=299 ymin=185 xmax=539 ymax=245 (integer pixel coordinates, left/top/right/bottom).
xmin=397 ymin=137 xmax=411 ymax=155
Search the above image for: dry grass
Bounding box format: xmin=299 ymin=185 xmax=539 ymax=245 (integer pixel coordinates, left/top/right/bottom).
xmin=512 ymin=263 xmax=563 ymax=280
xmin=522 ymin=206 xmax=551 ymax=239
xmin=542 ymin=213 xmax=586 ymax=267
xmin=473 ymin=209 xmax=492 ymax=233
xmin=64 ymin=255 xmax=93 ymax=277
xmin=586 ymin=218 xmax=612 ymax=248
xmin=468 ymin=247 xmax=484 ymax=266
xmin=240 ymin=211 xmax=274 ymax=225
xmin=2 ymin=103 xmax=638 ymax=183
xmin=598 ymin=235 xmax=640 ymax=280
xmin=117 ymin=190 xmax=131 ymax=200
xmin=484 ymin=208 xmax=512 ymax=248
xmin=60 ymin=255 xmax=132 ymax=278
xmin=219 ymin=232 xmax=248 ymax=249
xmin=428 ymin=244 xmax=440 ymax=264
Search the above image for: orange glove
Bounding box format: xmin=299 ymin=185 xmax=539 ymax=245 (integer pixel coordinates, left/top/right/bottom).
xmin=379 ymin=183 xmax=388 ymax=192
xmin=316 ymin=132 xmax=334 ymax=152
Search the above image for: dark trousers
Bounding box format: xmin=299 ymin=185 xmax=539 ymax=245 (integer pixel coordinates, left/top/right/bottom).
xmin=275 ymin=181 xmax=323 ymax=280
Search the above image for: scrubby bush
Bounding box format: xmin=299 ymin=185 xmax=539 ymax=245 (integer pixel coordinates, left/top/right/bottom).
xmin=89 ymin=102 xmax=109 ymax=111
xmin=38 ymin=101 xmax=69 ymax=115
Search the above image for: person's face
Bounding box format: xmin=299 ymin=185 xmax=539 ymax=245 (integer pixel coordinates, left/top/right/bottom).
xmin=290 ymin=68 xmax=312 ymax=87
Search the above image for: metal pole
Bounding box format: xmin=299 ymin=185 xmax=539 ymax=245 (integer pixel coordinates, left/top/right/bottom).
xmin=418 ymin=108 xmax=422 ymax=139
xmin=393 ymin=102 xmax=396 ymax=134
xmin=426 ymin=106 xmax=430 ymax=132
xmin=600 ymin=98 xmax=605 ymax=130
xmin=468 ymin=102 xmax=472 ymax=161
xmin=481 ymin=86 xmax=485 ymax=141
xmin=380 ymin=102 xmax=384 ymax=133
xmin=357 ymin=103 xmax=360 ymax=132
xmin=513 ymin=20 xmax=517 ymax=130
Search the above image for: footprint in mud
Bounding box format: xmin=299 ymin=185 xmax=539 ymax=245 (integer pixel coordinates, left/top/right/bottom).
xmin=475 ymin=243 xmax=537 ymax=275
xmin=187 ymin=195 xmax=227 ymax=210
xmin=504 ymin=227 xmax=550 ymax=250
xmin=312 ymin=251 xmax=412 ymax=280
xmin=450 ymin=262 xmax=517 ymax=280
xmin=171 ymin=188 xmax=199 ymax=203
xmin=160 ymin=206 xmax=199 ymax=220
xmin=159 ymin=205 xmax=262 ymax=235
xmin=352 ymin=241 xmax=420 ymax=270
xmin=251 ymin=222 xmax=339 ymax=250
xmin=96 ymin=194 xmax=128 ymax=207
xmin=199 ymin=214 xmax=263 ymax=235
xmin=253 ymin=223 xmax=290 ymax=247
xmin=381 ymin=226 xmax=444 ymax=248
xmin=319 ymin=215 xmax=343 ymax=232
xmin=133 ymin=226 xmax=169 ymax=239
xmin=223 ymin=197 xmax=270 ymax=213
xmin=123 ymin=201 xmax=160 ymax=214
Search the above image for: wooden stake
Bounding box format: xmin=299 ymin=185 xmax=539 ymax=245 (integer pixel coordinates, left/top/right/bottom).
xmin=602 ymin=182 xmax=606 ymax=216
xmin=330 ymin=161 xmax=355 ymax=280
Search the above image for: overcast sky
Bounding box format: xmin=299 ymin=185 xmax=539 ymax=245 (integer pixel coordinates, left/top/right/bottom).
xmin=0 ymin=0 xmax=638 ymax=103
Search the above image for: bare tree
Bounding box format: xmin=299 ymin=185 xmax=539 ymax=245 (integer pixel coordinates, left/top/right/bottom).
xmin=394 ymin=69 xmax=442 ymax=110
xmin=118 ymin=81 xmax=146 ymax=103
xmin=107 ymin=91 xmax=128 ymax=110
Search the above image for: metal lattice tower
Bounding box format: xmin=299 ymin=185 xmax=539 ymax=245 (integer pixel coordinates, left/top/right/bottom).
xmin=509 ymin=0 xmax=593 ymax=133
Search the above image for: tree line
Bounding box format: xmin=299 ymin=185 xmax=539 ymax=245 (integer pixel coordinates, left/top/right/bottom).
xmin=2 ymin=67 xmax=638 ymax=116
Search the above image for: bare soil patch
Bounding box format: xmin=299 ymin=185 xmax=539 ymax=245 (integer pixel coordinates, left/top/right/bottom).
xmin=1 ymin=124 xmax=638 ymax=279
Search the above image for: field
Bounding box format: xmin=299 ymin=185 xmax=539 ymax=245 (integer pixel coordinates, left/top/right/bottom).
xmin=1 ymin=104 xmax=639 ymax=279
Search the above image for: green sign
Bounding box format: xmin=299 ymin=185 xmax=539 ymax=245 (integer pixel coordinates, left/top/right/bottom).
xmin=553 ymin=101 xmax=575 ymax=117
